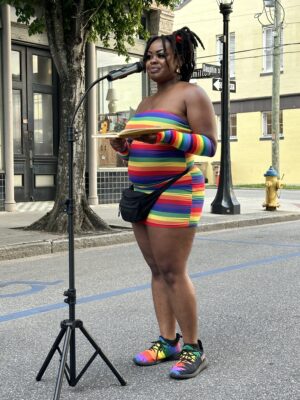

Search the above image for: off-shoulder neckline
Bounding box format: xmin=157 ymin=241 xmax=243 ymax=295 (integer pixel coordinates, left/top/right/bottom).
xmin=135 ymin=109 xmax=188 ymax=123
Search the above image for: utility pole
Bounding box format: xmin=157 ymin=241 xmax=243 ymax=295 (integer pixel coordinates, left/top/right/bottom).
xmin=271 ymin=0 xmax=282 ymax=175
xmin=255 ymin=1 xmax=285 ymax=175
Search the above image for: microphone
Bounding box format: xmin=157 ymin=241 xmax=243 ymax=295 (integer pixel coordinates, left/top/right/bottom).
xmin=107 ymin=61 xmax=144 ymax=81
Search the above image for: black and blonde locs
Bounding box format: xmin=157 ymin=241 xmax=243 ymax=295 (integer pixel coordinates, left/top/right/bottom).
xmin=143 ymin=26 xmax=204 ymax=82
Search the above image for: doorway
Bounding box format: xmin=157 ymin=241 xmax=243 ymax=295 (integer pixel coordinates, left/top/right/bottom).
xmin=12 ymin=45 xmax=59 ymax=202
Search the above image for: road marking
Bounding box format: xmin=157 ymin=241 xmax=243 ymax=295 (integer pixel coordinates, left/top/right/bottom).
xmin=195 ymin=236 xmax=300 ymax=248
xmin=0 ymin=251 xmax=299 ymax=323
xmin=0 ymin=280 xmax=62 ymax=298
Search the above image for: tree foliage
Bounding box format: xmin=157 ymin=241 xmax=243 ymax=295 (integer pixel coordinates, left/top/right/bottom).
xmin=0 ymin=0 xmax=179 ymax=233
xmin=2 ymin=1 xmax=179 ymax=57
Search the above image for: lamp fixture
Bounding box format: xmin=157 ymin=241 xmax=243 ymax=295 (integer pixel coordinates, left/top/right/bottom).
xmin=217 ymin=0 xmax=234 ymax=5
xmin=264 ymin=0 xmax=275 ymax=7
xmin=106 ymin=87 xmax=118 ymax=113
xmin=106 ymin=88 xmax=118 ymax=102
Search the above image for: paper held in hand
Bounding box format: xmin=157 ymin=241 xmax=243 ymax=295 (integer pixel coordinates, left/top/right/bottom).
xmin=118 ymin=126 xmax=190 ymax=138
xmin=92 ymin=126 xmax=189 ymax=139
xmin=92 ymin=132 xmax=119 ymax=139
xmin=117 ymin=127 xmax=166 ymax=138
xmin=92 ymin=128 xmax=165 ymax=139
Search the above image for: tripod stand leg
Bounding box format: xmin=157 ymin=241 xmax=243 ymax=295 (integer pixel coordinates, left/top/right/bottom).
xmin=53 ymin=325 xmax=72 ymax=400
xmin=36 ymin=325 xmax=67 ymax=381
xmin=80 ymin=325 xmax=127 ymax=386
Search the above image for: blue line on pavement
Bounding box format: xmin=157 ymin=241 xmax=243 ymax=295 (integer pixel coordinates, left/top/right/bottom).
xmin=195 ymin=236 xmax=300 ymax=249
xmin=0 ymin=284 xmax=150 ymax=323
xmin=0 ymin=280 xmax=63 ymax=298
xmin=1 ymin=251 xmax=299 ymax=324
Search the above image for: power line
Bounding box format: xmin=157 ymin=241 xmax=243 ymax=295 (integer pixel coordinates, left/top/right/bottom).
xmin=174 ymin=4 xmax=300 ymax=25
xmin=196 ymin=41 xmax=300 ymax=60
xmin=234 ymin=49 xmax=300 ymax=62
xmin=196 ymin=50 xmax=300 ymax=66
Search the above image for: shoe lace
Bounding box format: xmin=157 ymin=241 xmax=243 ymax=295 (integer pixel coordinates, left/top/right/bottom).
xmin=179 ymin=349 xmax=198 ymax=364
xmin=149 ymin=340 xmax=165 ymax=361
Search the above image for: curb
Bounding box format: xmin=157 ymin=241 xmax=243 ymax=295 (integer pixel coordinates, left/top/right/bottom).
xmin=1 ymin=212 xmax=300 ymax=262
xmin=197 ymin=212 xmax=300 ymax=232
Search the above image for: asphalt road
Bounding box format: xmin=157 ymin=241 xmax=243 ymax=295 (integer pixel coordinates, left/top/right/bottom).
xmin=0 ymin=220 xmax=299 ymax=400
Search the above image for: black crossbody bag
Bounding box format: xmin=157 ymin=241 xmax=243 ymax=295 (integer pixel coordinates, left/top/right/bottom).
xmin=119 ymin=168 xmax=190 ymax=223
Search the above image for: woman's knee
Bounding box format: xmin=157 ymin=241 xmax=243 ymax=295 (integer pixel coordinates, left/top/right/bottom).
xmin=157 ymin=262 xmax=184 ymax=286
xmin=143 ymin=255 xmax=160 ymax=276
xmin=145 ymin=256 xmax=174 ymax=280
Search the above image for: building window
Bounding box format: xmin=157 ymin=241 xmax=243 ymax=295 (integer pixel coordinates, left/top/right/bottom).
xmin=12 ymin=50 xmax=21 ymax=81
xmin=96 ymin=49 xmax=145 ymax=167
xmin=217 ymin=114 xmax=237 ymax=140
xmin=262 ymin=111 xmax=283 ymax=138
xmin=231 ymin=114 xmax=237 ymax=138
xmin=96 ymin=50 xmax=143 ymax=117
xmin=263 ymin=26 xmax=283 ymax=73
xmin=216 ymin=32 xmax=235 ymax=78
xmin=12 ymin=90 xmax=22 ymax=154
xmin=138 ymin=12 xmax=150 ymax=39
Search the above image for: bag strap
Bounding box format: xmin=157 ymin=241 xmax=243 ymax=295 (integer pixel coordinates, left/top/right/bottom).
xmin=155 ymin=167 xmax=190 ymax=196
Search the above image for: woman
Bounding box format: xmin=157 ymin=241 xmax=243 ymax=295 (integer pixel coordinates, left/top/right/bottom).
xmin=110 ymin=27 xmax=217 ymax=380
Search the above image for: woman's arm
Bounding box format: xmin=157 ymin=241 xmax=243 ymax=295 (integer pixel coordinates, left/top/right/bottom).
xmin=156 ymin=84 xmax=217 ymax=157
xmin=185 ymin=84 xmax=218 ymax=151
xmin=155 ymin=129 xmax=215 ymax=157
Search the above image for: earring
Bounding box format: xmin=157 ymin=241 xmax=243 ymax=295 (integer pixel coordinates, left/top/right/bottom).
xmin=176 ymin=66 xmax=181 ymax=74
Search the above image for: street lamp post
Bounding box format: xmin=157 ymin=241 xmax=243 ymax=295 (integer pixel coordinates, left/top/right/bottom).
xmin=211 ymin=0 xmax=240 ymax=215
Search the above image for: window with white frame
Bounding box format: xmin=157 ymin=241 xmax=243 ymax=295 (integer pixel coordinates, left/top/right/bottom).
xmin=231 ymin=114 xmax=237 ymax=138
xmin=262 ymin=111 xmax=283 ymax=137
xmin=216 ymin=32 xmax=235 ymax=78
xmin=217 ymin=114 xmax=237 ymax=140
xmin=263 ymin=26 xmax=283 ymax=73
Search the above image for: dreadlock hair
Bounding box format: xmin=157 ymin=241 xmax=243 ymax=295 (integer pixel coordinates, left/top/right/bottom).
xmin=143 ymin=26 xmax=204 ymax=82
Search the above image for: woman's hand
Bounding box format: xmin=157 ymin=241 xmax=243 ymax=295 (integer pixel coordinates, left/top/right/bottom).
xmin=109 ymin=138 xmax=127 ymax=152
xmin=135 ymin=134 xmax=157 ymax=144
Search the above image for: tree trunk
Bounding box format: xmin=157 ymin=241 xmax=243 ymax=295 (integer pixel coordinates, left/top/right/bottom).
xmin=27 ymin=2 xmax=111 ymax=234
xmin=28 ymin=71 xmax=111 ymax=233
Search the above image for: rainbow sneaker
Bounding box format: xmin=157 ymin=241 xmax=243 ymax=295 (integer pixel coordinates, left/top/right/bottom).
xmin=133 ymin=334 xmax=181 ymax=366
xmin=169 ymin=340 xmax=208 ymax=379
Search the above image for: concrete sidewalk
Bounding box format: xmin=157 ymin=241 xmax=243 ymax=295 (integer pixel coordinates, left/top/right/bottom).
xmin=0 ymin=188 xmax=300 ymax=261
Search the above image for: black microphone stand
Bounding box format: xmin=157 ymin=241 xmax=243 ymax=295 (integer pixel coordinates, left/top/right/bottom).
xmin=36 ymin=73 xmax=127 ymax=400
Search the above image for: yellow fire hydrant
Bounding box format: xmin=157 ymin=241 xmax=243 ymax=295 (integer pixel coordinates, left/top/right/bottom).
xmin=263 ymin=166 xmax=283 ymax=211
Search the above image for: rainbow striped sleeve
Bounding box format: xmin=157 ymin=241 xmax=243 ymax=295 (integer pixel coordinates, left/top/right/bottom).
xmin=156 ymin=130 xmax=216 ymax=157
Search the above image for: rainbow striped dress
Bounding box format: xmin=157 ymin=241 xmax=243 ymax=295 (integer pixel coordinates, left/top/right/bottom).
xmin=119 ymin=109 xmax=215 ymax=228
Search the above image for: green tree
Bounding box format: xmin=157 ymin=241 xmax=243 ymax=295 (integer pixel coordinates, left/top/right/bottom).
xmin=1 ymin=0 xmax=178 ymax=233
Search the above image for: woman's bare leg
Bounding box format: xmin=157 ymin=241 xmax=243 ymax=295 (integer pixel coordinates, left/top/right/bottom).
xmin=132 ymin=222 xmax=177 ymax=340
xmin=146 ymin=226 xmax=198 ymax=344
xmin=132 ymin=223 xmax=199 ymax=343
